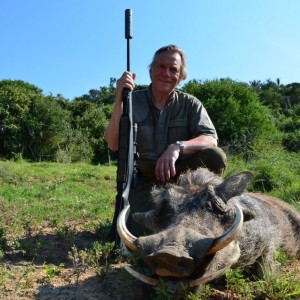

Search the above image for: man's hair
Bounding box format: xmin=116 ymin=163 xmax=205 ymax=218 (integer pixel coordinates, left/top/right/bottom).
xmin=149 ymin=45 xmax=187 ymax=82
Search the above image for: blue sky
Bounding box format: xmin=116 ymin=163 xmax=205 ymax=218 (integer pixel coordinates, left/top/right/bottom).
xmin=1 ymin=0 xmax=300 ymax=100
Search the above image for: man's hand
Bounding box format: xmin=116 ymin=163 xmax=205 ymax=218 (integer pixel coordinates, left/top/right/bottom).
xmin=105 ymin=71 xmax=136 ymax=151
xmin=155 ymin=144 xmax=180 ymax=182
xmin=116 ymin=71 xmax=136 ymax=104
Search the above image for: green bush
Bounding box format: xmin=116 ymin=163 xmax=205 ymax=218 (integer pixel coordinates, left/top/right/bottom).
xmin=182 ymin=79 xmax=280 ymax=159
xmin=250 ymin=162 xmax=290 ymax=192
xmin=226 ymin=147 xmax=300 ymax=203
xmin=0 ymin=80 xmax=70 ymax=161
xmin=282 ymin=130 xmax=300 ymax=152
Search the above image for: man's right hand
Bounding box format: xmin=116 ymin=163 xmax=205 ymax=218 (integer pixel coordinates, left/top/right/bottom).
xmin=116 ymin=71 xmax=136 ymax=105
xmin=105 ymin=71 xmax=136 ymax=151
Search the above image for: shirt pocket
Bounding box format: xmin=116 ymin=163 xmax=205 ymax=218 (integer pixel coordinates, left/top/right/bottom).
xmin=168 ymin=119 xmax=190 ymax=144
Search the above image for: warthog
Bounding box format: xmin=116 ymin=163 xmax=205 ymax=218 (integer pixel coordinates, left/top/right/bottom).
xmin=117 ymin=168 xmax=300 ymax=289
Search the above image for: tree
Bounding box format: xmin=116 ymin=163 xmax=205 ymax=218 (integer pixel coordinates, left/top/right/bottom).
xmin=0 ymin=80 xmax=42 ymax=158
xmin=0 ymin=80 xmax=70 ymax=160
xmin=74 ymin=77 xmax=117 ymax=105
xmin=254 ymin=80 xmax=300 ymax=153
xmin=181 ymin=79 xmax=280 ymax=159
xmin=67 ymin=100 xmax=109 ymax=163
xmin=21 ymin=94 xmax=71 ymax=160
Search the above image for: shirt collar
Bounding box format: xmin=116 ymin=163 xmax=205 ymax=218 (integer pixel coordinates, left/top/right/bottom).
xmin=147 ymin=84 xmax=177 ymax=106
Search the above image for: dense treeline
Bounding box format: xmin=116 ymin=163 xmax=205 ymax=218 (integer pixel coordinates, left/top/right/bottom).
xmin=0 ymin=78 xmax=299 ymax=163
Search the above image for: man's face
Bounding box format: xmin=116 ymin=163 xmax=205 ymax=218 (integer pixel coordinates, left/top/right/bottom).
xmin=151 ymin=52 xmax=182 ymax=96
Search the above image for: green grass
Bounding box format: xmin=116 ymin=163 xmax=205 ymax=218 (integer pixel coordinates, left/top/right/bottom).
xmin=0 ymin=160 xmax=117 ymax=235
xmin=226 ymin=147 xmax=300 ymax=211
xmin=1 ymin=147 xmax=298 ymax=238
xmin=0 ymin=160 xmax=126 ymax=299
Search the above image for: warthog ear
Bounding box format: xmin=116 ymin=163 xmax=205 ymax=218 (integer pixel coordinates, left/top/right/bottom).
xmin=215 ymin=171 xmax=253 ymax=202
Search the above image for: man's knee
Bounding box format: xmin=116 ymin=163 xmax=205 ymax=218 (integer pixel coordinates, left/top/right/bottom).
xmin=196 ymin=147 xmax=227 ymax=175
xmin=179 ymin=147 xmax=227 ymax=176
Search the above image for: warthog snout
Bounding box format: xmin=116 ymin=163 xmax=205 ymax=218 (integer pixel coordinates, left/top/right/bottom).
xmin=145 ymin=247 xmax=195 ymax=278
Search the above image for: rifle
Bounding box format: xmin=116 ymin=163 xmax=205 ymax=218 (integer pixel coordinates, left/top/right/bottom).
xmin=109 ymin=9 xmax=137 ymax=245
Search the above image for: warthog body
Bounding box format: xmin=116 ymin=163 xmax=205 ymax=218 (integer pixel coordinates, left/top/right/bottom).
xmin=118 ymin=168 xmax=300 ymax=286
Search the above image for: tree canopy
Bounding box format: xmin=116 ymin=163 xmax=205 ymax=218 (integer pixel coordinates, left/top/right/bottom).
xmin=0 ymin=78 xmax=299 ymax=163
xmin=182 ymin=79 xmax=280 ymax=159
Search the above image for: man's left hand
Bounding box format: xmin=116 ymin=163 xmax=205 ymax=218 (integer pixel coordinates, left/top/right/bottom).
xmin=155 ymin=144 xmax=180 ymax=182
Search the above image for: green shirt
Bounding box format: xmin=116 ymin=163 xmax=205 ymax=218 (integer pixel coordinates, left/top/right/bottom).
xmin=132 ymin=85 xmax=218 ymax=173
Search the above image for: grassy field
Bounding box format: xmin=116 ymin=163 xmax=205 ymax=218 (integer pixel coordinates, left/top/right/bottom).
xmin=0 ymin=161 xmax=116 ymax=236
xmin=0 ymin=161 xmax=131 ymax=299
xmin=0 ymin=158 xmax=299 ymax=299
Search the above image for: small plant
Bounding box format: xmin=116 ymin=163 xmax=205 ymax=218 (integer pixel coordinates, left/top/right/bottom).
xmin=275 ymin=248 xmax=289 ymax=266
xmin=225 ymin=268 xmax=254 ymax=300
xmin=19 ymin=264 xmax=36 ymax=290
xmin=16 ymin=239 xmax=45 ymax=260
xmin=86 ymin=241 xmax=115 ymax=275
xmin=95 ymin=219 xmax=112 ymax=239
xmin=68 ymin=245 xmax=89 ymax=297
xmin=153 ymin=278 xmax=173 ymax=300
xmin=128 ymin=252 xmax=144 ymax=268
xmin=43 ymin=262 xmax=64 ymax=278
xmin=87 ymin=242 xmax=103 ymax=274
xmin=249 ymin=249 xmax=300 ymax=299
xmin=23 ymin=220 xmax=33 ymax=239
xmin=255 ymin=264 xmax=300 ymax=299
xmin=99 ymin=242 xmax=115 ymax=264
xmin=191 ymin=285 xmax=212 ymax=300
xmin=178 ymin=283 xmax=212 ymax=300
xmin=68 ymin=245 xmax=88 ymax=279
xmin=56 ymin=225 xmax=76 ymax=250
xmin=0 ymin=266 xmax=14 ymax=289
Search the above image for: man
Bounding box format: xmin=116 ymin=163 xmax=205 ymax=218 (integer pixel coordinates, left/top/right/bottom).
xmin=105 ymin=45 xmax=226 ymax=235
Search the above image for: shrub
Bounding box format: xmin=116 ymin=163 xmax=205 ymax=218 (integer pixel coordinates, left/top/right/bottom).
xmin=282 ymin=130 xmax=300 ymax=152
xmin=182 ymin=79 xmax=280 ymax=159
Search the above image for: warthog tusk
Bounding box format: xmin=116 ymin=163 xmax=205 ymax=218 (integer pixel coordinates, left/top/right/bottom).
xmin=124 ymin=264 xmax=159 ymax=286
xmin=124 ymin=264 xmax=229 ymax=288
xmin=117 ymin=205 xmax=138 ymax=252
xmin=207 ymin=204 xmax=243 ymax=255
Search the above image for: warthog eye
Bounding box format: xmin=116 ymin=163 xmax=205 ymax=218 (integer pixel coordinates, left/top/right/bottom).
xmin=206 ymin=200 xmax=213 ymax=211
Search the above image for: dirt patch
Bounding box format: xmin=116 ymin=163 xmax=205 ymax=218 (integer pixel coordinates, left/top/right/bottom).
xmin=0 ymin=225 xmax=131 ymax=299
xmin=0 ymin=226 xmax=299 ymax=299
xmin=0 ymin=261 xmax=132 ymax=300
